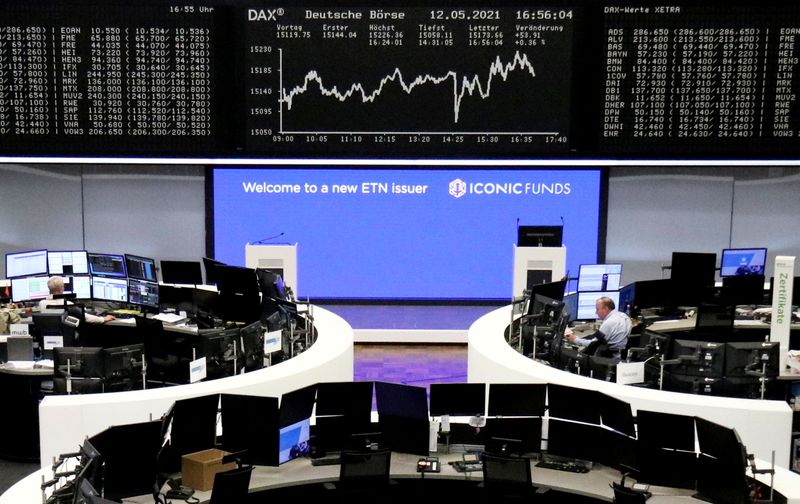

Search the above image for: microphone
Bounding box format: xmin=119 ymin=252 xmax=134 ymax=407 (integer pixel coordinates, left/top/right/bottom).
xmin=251 ymin=232 xmax=285 ymax=245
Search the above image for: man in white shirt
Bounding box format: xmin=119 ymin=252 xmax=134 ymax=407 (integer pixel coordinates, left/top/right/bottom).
xmin=565 ymin=296 xmax=631 ymax=358
xmin=38 ymin=276 xmax=114 ymax=324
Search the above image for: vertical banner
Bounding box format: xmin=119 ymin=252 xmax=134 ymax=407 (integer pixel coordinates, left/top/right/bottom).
xmin=770 ymin=256 xmax=796 ymax=371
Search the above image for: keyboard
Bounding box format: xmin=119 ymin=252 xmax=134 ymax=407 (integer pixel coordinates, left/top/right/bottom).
xmin=448 ymin=460 xmax=483 ymax=473
xmin=310 ymin=455 xmax=341 ymax=466
xmin=535 ymin=460 xmax=590 ymax=473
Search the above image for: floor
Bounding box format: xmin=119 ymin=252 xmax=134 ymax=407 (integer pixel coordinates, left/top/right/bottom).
xmin=0 ymin=342 xmax=469 ymax=496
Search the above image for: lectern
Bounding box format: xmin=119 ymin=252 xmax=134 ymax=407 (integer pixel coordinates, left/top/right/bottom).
xmin=245 ymin=244 xmax=298 ymax=295
xmin=512 ymin=245 xmax=566 ymax=297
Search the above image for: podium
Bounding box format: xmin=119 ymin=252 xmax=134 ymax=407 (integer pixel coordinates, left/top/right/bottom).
xmin=512 ymin=245 xmax=566 ymax=297
xmin=245 ymin=244 xmax=298 ymax=294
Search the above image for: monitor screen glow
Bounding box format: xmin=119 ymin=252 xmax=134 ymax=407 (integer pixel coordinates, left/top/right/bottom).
xmin=92 ymin=276 xmax=128 ymax=303
xmin=6 ymin=249 xmax=48 ymax=279
xmin=576 ymin=291 xmax=621 ymax=320
xmin=278 ymin=418 xmax=310 ymax=464
xmin=720 ymin=248 xmax=767 ymax=277
xmin=48 ymin=250 xmax=89 ymax=276
xmin=11 ymin=276 xmax=50 ymax=302
xmin=66 ymin=276 xmax=92 ymax=299
xmin=577 ymin=264 xmax=622 ymax=292
xmin=88 ymin=253 xmax=127 ymax=278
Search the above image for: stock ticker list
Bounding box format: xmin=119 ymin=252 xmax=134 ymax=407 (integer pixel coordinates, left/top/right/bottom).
xmin=0 ymin=4 xmax=216 ymax=154
xmin=601 ymin=3 xmax=800 ymax=153
xmin=244 ymin=5 xmax=576 ymax=155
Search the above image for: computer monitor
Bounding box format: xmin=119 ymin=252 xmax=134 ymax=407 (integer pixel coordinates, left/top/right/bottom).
xmin=125 ymin=254 xmax=157 ymax=282
xmin=721 ymin=275 xmax=766 ymax=306
xmin=528 ymin=294 xmax=565 ymax=326
xmin=671 ymin=339 xmax=726 ymax=377
xmin=220 ymin=393 xmax=280 ymax=467
xmin=375 ymin=382 xmax=429 ymax=455
xmin=576 ymin=291 xmax=620 ymax=320
xmin=694 ymin=303 xmax=735 ymax=338
xmin=725 ymin=341 xmax=780 ymax=378
xmin=577 ymin=264 xmax=622 ymax=292
xmin=618 ymin=279 xmax=671 ymax=315
xmin=54 ymin=346 xmax=104 ymax=378
xmin=547 ymin=384 xmax=601 ymax=424
xmin=128 ymin=278 xmax=159 ymax=309
xmin=203 ymin=256 xmax=226 ymax=285
xmin=546 ymin=419 xmax=603 ymax=463
xmin=429 ymin=383 xmax=486 ymax=417
xmin=561 ymin=292 xmax=578 ymax=323
xmin=484 ymin=417 xmax=542 ymax=454
xmin=87 ymin=420 xmax=162 ymax=501
xmin=160 ymin=260 xmax=203 ymax=285
xmin=597 ymin=392 xmax=635 ymax=437
xmin=720 ymin=248 xmax=767 ymax=277
xmin=667 ymin=374 xmax=724 ymax=396
xmin=527 ymin=279 xmax=567 ymax=304
xmin=215 ymin=265 xmax=261 ymax=323
xmin=487 ymin=383 xmax=546 ymax=417
xmin=279 ymin=417 xmax=311 ymax=464
xmin=92 ymin=276 xmax=128 ymax=303
xmin=517 ymin=225 xmax=563 ymax=247
xmin=5 ymin=249 xmax=48 ymax=278
xmin=239 ymin=320 xmax=264 ymax=372
xmin=694 ymin=418 xmax=748 ymax=500
xmin=87 ymin=253 xmax=127 ymax=278
xmin=670 ymin=252 xmax=717 ymax=307
xmin=315 ymin=381 xmax=374 ymax=422
xmin=64 ymin=276 xmax=91 ymax=299
xmin=636 ymin=409 xmax=696 ymax=451
xmin=256 ymin=268 xmax=287 ymax=300
xmin=10 ymin=275 xmax=50 ymax=302
xmin=47 ymin=250 xmax=88 ymax=276
xmin=102 ymin=344 xmax=145 ymax=391
xmin=374 ymin=382 xmax=429 ymax=420
xmin=196 ymin=327 xmax=242 ymax=379
xmin=279 ymin=384 xmax=317 ymax=428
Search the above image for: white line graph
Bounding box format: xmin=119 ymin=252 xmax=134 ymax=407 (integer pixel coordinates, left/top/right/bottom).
xmin=279 ymin=50 xmax=537 ymax=125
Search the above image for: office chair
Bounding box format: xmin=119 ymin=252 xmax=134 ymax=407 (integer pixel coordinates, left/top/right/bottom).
xmin=481 ymin=452 xmax=536 ymax=500
xmin=337 ymin=450 xmax=392 ymax=494
xmin=208 ymin=465 xmax=253 ymax=504
xmin=611 ymin=481 xmax=650 ymax=503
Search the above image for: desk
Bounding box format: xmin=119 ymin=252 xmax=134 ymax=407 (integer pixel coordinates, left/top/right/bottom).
xmin=9 ymin=451 xmax=800 ymax=504
xmin=468 ymin=306 xmax=794 ymax=468
xmin=37 ymin=306 xmax=353 ymax=465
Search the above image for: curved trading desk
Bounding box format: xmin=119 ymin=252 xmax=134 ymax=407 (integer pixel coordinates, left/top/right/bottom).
xmin=5 ymin=450 xmax=799 ymax=504
xmin=37 ymin=306 xmax=353 ymax=466
xmin=467 ymin=306 xmax=794 ymax=468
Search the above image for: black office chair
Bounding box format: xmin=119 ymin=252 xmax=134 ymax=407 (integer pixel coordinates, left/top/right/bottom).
xmin=481 ymin=452 xmax=536 ymax=500
xmin=208 ymin=465 xmax=253 ymax=504
xmin=611 ymin=481 xmax=650 ymax=503
xmin=337 ymin=450 xmax=392 ymax=494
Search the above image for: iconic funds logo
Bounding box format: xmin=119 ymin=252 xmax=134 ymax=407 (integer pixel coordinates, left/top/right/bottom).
xmin=449 ymin=178 xmax=467 ymax=198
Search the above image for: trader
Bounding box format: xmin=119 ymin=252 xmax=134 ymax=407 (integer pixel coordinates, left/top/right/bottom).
xmin=38 ymin=276 xmax=114 ymax=323
xmin=565 ymin=296 xmax=631 ymax=358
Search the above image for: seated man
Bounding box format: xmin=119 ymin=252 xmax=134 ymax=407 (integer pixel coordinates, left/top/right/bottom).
xmin=38 ymin=276 xmax=114 ymax=324
xmin=565 ymin=296 xmax=631 ymax=358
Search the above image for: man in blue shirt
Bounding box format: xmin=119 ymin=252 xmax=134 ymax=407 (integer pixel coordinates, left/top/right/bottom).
xmin=565 ymin=296 xmax=631 ymax=358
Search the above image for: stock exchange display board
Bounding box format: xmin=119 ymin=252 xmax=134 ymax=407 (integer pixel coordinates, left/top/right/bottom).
xmin=0 ymin=0 xmax=799 ymax=159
